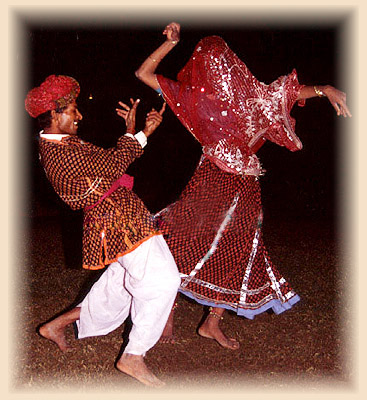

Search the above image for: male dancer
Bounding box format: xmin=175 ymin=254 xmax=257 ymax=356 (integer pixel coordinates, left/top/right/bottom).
xmin=25 ymin=74 xmax=180 ymax=387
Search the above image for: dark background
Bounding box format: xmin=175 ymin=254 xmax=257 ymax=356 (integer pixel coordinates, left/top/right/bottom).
xmin=21 ymin=17 xmax=349 ymax=267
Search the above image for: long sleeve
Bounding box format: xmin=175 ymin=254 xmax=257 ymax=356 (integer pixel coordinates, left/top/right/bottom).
xmin=39 ymin=135 xmax=144 ymax=210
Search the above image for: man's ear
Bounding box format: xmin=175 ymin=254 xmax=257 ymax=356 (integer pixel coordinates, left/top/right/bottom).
xmin=48 ymin=109 xmax=60 ymax=132
xmin=50 ymin=109 xmax=58 ymax=121
xmin=50 ymin=109 xmax=60 ymax=128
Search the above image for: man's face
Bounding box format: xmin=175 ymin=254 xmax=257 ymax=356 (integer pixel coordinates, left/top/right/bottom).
xmin=54 ymin=100 xmax=83 ymax=135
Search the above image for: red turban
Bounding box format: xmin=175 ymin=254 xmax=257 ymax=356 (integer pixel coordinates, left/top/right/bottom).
xmin=25 ymin=75 xmax=80 ymax=118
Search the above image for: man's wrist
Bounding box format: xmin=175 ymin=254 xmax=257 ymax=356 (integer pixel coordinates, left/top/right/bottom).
xmin=125 ymin=131 xmax=147 ymax=148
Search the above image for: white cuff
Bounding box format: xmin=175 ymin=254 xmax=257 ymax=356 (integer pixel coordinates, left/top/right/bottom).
xmin=125 ymin=131 xmax=147 ymax=148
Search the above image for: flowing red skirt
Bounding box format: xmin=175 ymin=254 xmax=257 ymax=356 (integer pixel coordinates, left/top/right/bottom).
xmin=158 ymin=157 xmax=300 ymax=319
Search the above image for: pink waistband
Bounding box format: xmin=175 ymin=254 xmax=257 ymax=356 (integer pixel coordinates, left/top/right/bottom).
xmin=84 ymin=174 xmax=134 ymax=212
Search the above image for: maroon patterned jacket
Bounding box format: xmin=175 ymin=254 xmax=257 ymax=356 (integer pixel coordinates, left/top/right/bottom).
xmin=39 ymin=134 xmax=159 ymax=270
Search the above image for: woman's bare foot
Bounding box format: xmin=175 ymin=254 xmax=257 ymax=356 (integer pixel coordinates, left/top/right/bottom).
xmin=116 ymin=353 xmax=165 ymax=388
xmin=38 ymin=322 xmax=72 ymax=352
xmin=198 ymin=307 xmax=240 ymax=350
xmin=159 ymin=334 xmax=176 ymax=344
xmin=159 ymin=307 xmax=176 ymax=344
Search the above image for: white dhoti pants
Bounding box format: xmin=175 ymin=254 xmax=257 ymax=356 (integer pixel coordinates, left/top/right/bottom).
xmin=75 ymin=234 xmax=180 ymax=355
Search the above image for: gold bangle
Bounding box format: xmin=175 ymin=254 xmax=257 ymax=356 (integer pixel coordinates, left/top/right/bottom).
xmin=314 ymin=86 xmax=325 ymax=97
xmin=171 ymin=40 xmax=178 ymax=45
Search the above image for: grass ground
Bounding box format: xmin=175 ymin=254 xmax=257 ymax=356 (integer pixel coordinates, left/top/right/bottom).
xmin=11 ymin=215 xmax=354 ymax=394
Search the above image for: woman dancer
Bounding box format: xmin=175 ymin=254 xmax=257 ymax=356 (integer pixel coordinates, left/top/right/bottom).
xmin=134 ymin=22 xmax=351 ymax=349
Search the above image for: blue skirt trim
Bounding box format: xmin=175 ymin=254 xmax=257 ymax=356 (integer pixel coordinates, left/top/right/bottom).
xmin=178 ymin=289 xmax=301 ymax=320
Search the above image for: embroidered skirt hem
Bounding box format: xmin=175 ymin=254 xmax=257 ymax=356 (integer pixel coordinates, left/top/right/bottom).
xmin=178 ymin=288 xmax=300 ymax=320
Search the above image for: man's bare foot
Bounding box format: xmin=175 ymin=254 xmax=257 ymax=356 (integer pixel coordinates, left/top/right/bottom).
xmin=116 ymin=353 xmax=165 ymax=388
xmin=38 ymin=322 xmax=72 ymax=352
xmin=197 ymin=308 xmax=240 ymax=350
xmin=37 ymin=307 xmax=80 ymax=352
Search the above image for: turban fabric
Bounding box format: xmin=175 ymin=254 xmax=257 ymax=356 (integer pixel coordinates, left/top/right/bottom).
xmin=25 ymin=75 xmax=80 ymax=118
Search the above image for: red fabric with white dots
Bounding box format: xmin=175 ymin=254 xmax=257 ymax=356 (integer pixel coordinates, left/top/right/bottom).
xmin=155 ymin=36 xmax=302 ymax=315
xmin=157 ymin=158 xmax=298 ymax=316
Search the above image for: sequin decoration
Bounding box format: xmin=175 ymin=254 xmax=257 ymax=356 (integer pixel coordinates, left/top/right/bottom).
xmin=157 ymin=157 xmax=300 ymax=318
xmin=157 ymin=36 xmax=306 ymax=176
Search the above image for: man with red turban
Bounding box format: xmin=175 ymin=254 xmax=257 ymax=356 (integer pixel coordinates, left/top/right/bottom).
xmin=25 ymin=74 xmax=180 ymax=388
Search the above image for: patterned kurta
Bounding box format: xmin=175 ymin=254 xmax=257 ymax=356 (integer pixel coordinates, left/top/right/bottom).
xmin=39 ymin=134 xmax=159 ymax=270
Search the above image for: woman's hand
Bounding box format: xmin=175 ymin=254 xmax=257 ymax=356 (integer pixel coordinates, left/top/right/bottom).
xmin=116 ymin=98 xmax=140 ymax=133
xmin=323 ymin=85 xmax=352 ymax=118
xmin=143 ymin=102 xmax=166 ymax=138
xmin=163 ymin=22 xmax=180 ymax=43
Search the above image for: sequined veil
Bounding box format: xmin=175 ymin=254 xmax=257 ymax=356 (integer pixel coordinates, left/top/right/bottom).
xmin=157 ymin=35 xmax=305 ymax=176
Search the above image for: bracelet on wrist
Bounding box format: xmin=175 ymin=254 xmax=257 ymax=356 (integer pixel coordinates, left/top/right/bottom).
xmin=149 ymin=56 xmax=161 ymax=63
xmin=314 ymin=86 xmax=325 ymax=97
xmin=166 ymin=39 xmax=178 ymax=45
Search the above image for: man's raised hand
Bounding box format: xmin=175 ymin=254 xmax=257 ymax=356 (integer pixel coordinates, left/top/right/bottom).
xmin=142 ymin=102 xmax=166 ymax=138
xmin=116 ymin=98 xmax=140 ymax=134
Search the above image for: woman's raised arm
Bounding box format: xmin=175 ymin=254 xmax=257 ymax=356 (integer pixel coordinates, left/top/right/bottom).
xmin=135 ymin=22 xmax=181 ymax=90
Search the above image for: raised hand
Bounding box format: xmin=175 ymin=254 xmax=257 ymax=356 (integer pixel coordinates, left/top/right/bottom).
xmin=143 ymin=102 xmax=166 ymax=138
xmin=116 ymin=98 xmax=140 ymax=133
xmin=163 ymin=22 xmax=180 ymax=43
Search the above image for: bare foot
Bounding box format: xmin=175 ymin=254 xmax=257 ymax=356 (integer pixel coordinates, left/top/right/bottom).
xmin=198 ymin=323 xmax=240 ymax=350
xmin=159 ymin=335 xmax=176 ymax=344
xmin=159 ymin=311 xmax=176 ymax=344
xmin=198 ymin=324 xmax=239 ymax=349
xmin=116 ymin=353 xmax=165 ymax=388
xmin=198 ymin=309 xmax=240 ymax=350
xmin=38 ymin=322 xmax=72 ymax=352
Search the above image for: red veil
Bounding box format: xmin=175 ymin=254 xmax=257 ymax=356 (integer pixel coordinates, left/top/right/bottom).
xmin=157 ymin=36 xmax=305 ymax=175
